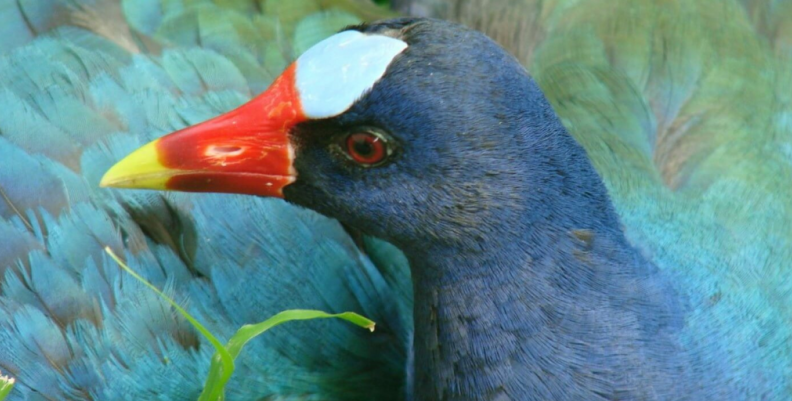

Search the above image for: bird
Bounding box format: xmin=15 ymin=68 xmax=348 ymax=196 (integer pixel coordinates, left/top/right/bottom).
xmin=2 ymin=0 xmax=792 ymax=400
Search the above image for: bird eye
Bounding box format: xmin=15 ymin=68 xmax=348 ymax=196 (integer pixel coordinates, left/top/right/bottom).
xmin=341 ymin=131 xmax=392 ymax=166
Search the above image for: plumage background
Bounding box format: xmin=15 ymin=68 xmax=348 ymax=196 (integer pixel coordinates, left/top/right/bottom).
xmin=1 ymin=0 xmax=791 ymax=399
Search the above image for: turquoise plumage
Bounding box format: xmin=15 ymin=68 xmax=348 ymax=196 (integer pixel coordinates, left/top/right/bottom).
xmin=2 ymin=0 xmax=792 ymax=399
xmin=1 ymin=1 xmax=409 ymax=400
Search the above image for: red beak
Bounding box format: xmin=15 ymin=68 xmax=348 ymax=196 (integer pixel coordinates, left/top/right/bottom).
xmin=100 ymin=64 xmax=306 ymax=198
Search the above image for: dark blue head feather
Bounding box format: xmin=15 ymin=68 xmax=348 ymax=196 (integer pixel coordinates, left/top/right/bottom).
xmin=288 ymin=19 xmax=617 ymax=254
xmin=282 ymin=19 xmax=708 ymax=401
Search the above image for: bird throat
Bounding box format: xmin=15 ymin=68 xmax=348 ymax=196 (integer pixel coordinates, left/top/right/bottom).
xmin=405 ymin=217 xmax=691 ymax=401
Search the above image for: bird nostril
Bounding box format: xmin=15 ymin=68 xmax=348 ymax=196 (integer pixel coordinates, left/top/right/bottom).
xmin=206 ymin=145 xmax=245 ymax=157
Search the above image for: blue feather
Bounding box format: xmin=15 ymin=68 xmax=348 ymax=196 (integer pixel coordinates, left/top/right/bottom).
xmin=0 ymin=3 xmax=409 ymax=398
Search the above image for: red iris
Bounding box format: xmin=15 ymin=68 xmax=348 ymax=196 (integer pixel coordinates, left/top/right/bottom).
xmin=345 ymin=132 xmax=387 ymax=165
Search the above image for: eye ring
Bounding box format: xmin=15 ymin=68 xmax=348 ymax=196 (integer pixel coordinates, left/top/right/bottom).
xmin=337 ymin=129 xmax=394 ymax=167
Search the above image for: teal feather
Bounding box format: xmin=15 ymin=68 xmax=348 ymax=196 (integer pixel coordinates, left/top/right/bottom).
xmin=0 ymin=0 xmax=59 ymax=52
xmin=292 ymin=9 xmax=362 ymax=54
xmin=0 ymin=2 xmax=407 ymax=399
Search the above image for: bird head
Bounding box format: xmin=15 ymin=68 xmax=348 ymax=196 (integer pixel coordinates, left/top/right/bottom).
xmin=102 ymin=18 xmax=600 ymax=252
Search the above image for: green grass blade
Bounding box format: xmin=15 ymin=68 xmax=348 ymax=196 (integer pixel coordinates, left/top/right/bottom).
xmin=0 ymin=373 xmax=15 ymax=401
xmin=104 ymin=246 xmax=375 ymax=401
xmin=225 ymin=310 xmax=375 ymax=360
xmin=103 ymin=247 xmax=234 ymax=401
xmin=199 ymin=310 xmax=375 ymax=401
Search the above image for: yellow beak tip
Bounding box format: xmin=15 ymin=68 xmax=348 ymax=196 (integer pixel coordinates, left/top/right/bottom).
xmin=98 ymin=175 xmax=117 ymax=188
xmin=99 ymin=163 xmax=135 ymax=189
xmin=98 ymin=139 xmax=170 ymax=191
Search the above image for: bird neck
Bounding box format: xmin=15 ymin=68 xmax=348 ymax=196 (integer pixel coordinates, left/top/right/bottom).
xmin=405 ymin=202 xmax=691 ymax=400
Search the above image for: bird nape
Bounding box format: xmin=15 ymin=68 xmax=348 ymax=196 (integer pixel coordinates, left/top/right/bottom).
xmin=100 ymin=17 xmax=786 ymax=401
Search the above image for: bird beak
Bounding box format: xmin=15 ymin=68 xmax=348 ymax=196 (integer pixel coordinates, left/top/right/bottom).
xmin=100 ymin=65 xmax=306 ymax=198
